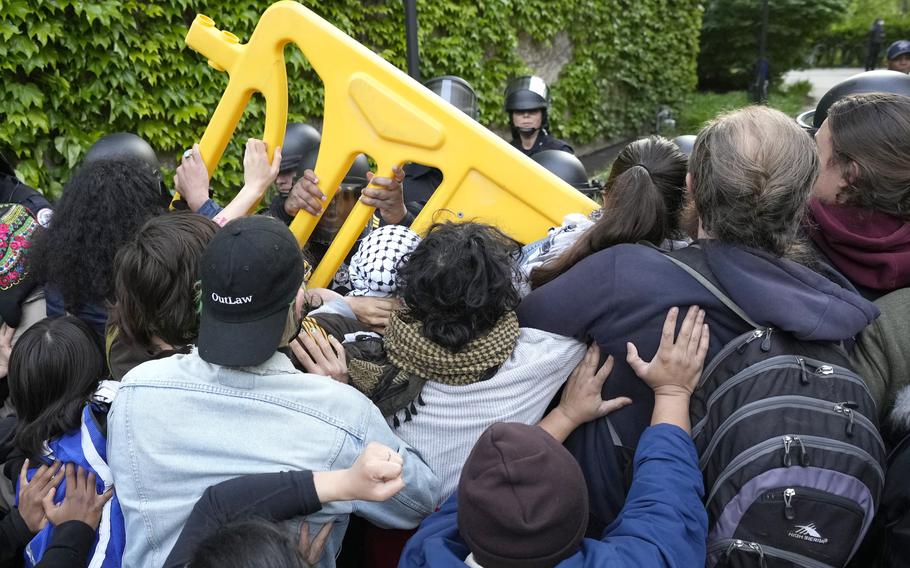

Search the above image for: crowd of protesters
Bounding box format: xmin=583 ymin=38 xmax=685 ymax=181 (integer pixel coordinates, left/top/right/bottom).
xmin=0 ymin=62 xmax=909 ymax=568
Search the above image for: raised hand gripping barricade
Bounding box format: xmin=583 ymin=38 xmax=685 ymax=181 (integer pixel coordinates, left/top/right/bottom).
xmin=185 ymin=1 xmax=597 ymax=287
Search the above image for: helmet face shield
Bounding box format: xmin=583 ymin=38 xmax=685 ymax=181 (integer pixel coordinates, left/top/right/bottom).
xmin=342 ymin=153 xmax=370 ymax=188
xmin=313 ymin=186 xmax=361 ymax=244
xmin=281 ymin=123 xmax=322 ymax=174
xmin=504 ymin=75 xmax=550 ymax=112
xmin=310 ymin=154 xmax=369 ymax=245
xmin=425 ymin=76 xmax=478 ymax=120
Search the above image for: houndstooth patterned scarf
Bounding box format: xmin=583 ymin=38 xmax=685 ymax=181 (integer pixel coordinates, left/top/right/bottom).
xmin=386 ymin=309 xmax=519 ymax=385
xmin=347 ymin=309 xmax=519 ymax=421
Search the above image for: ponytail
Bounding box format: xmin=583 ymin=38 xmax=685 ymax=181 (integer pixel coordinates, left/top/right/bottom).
xmin=529 ymin=137 xmax=686 ymax=290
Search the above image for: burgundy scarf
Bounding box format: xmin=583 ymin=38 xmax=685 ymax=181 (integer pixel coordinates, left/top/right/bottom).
xmin=807 ymin=199 xmax=910 ymax=292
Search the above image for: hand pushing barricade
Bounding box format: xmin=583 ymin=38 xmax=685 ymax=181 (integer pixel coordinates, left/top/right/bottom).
xmin=181 ymin=1 xmax=597 ymax=287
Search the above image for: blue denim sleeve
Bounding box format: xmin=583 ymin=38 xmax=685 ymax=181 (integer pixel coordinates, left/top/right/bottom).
xmin=196 ymin=199 xmax=223 ymax=220
xmin=350 ymin=404 xmax=440 ymax=528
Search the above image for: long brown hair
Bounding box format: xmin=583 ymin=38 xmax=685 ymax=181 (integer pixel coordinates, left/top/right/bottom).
xmin=530 ymin=136 xmax=687 ymax=289
xmin=827 ymin=93 xmax=910 ymax=219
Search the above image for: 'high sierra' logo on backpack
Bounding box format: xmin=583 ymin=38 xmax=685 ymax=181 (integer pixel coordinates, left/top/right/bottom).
xmin=789 ymin=523 xmax=829 ymax=545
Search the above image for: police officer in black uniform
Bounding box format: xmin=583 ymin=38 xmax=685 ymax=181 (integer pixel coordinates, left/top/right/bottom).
xmin=400 ymin=75 xmax=479 ymax=219
xmin=504 ymin=75 xmax=573 ymax=157
xmin=274 ymin=123 xmax=322 ymax=197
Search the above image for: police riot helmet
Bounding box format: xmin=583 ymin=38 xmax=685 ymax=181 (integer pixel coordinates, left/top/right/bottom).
xmin=288 ymin=134 xmax=368 ymax=189
xmin=671 ymin=135 xmax=697 ymax=158
xmin=504 ymin=75 xmax=550 ymax=112
xmin=84 ymin=132 xmax=168 ymax=204
xmin=425 ymin=76 xmax=479 ymax=120
xmin=796 ymin=70 xmax=910 ymax=133
xmin=532 ymin=150 xmax=601 ymax=196
xmin=343 ymin=154 xmax=370 ymax=189
xmin=280 ymin=123 xmax=322 ymax=174
xmin=84 ymin=132 xmax=160 ymax=177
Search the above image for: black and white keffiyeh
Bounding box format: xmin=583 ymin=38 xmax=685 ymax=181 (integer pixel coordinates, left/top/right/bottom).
xmin=348 ymin=225 xmax=422 ymax=297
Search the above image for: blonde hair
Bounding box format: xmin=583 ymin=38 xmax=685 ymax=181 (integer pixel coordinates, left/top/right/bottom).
xmin=279 ymin=303 xmax=299 ymax=348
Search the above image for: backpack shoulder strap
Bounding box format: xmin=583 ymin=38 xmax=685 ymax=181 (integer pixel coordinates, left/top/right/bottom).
xmin=642 ymin=242 xmax=762 ymax=330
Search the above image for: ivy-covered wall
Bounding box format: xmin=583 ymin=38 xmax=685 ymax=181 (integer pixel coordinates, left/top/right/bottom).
xmin=0 ymin=0 xmax=702 ymax=199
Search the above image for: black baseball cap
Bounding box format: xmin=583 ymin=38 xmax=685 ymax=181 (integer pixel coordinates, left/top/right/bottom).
xmin=198 ymin=216 xmax=304 ymax=367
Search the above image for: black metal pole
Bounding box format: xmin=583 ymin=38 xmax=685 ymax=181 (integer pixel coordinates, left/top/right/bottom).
xmin=404 ymin=0 xmax=420 ymax=81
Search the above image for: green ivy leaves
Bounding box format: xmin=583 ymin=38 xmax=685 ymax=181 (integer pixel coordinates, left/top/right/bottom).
xmin=1 ymin=0 xmax=701 ymax=202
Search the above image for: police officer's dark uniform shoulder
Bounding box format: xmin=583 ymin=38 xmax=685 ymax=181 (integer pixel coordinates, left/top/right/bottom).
xmin=515 ymin=132 xmax=575 ymax=157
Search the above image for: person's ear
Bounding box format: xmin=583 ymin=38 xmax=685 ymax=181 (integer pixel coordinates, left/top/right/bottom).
xmin=846 ymin=160 xmax=860 ymax=186
xmin=685 ymin=172 xmax=694 ymax=194
xmin=834 ymin=161 xmax=858 ymax=204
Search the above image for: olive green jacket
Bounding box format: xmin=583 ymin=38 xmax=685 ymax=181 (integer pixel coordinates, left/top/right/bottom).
xmin=851 ymin=287 xmax=910 ymax=420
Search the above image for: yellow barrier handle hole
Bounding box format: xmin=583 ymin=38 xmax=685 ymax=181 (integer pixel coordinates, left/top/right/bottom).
xmin=196 ymin=14 xmax=215 ymax=27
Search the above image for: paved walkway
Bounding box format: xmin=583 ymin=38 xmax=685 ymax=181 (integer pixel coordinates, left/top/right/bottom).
xmin=783 ymin=67 xmax=864 ymax=104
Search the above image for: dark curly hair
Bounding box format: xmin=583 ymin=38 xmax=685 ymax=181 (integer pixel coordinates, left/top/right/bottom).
xmin=109 ymin=213 xmax=218 ymax=349
xmin=397 ymin=221 xmax=521 ymax=352
xmin=33 ymin=159 xmax=166 ymax=309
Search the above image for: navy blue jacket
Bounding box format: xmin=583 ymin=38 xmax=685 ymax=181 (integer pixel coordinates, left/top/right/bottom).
xmin=517 ymin=241 xmax=879 ymax=532
xmin=399 ymin=425 xmax=707 ymax=568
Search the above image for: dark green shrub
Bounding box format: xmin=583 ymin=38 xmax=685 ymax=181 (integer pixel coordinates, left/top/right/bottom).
xmin=812 ymin=16 xmax=910 ymax=67
xmin=698 ymin=0 xmax=848 ymax=90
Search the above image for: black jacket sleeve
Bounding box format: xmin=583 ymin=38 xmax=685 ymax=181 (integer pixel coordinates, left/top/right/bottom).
xmin=0 ymin=175 xmax=52 ymax=219
xmin=269 ymin=194 xmax=295 ymax=226
xmin=35 ymin=521 xmax=96 ymax=568
xmin=163 ymin=470 xmax=321 ymax=568
xmin=0 ymin=508 xmax=34 ymax=564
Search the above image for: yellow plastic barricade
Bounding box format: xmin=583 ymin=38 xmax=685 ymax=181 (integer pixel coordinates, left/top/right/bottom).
xmin=185 ymin=1 xmax=597 ymax=288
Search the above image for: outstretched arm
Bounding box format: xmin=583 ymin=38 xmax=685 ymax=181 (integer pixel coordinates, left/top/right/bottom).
xmin=538 ymin=346 xmax=631 ymax=442
xmin=164 ymin=442 xmax=404 ymax=568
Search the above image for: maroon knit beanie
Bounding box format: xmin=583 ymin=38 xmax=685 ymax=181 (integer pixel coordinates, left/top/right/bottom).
xmin=457 ymin=422 xmax=589 ymax=568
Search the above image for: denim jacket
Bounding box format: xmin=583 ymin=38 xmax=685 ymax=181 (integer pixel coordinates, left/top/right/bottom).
xmin=107 ymin=350 xmax=439 ymax=567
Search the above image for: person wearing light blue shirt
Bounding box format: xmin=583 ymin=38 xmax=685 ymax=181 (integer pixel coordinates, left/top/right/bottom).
xmin=107 ymin=216 xmax=439 ymax=567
